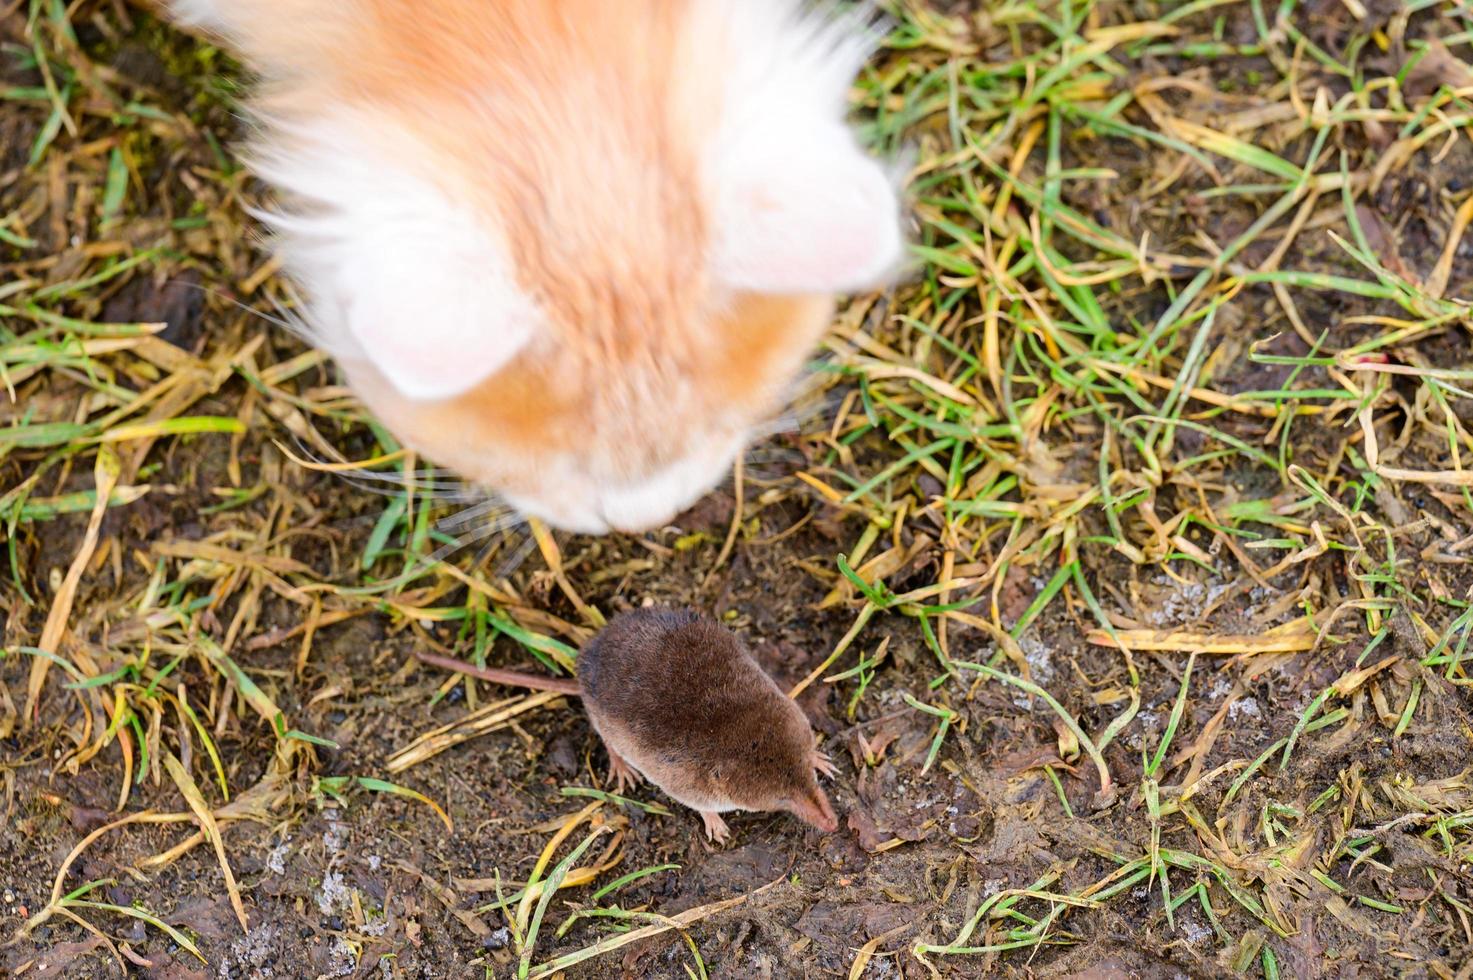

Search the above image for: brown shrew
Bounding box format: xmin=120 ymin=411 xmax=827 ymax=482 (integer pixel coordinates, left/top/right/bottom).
xmin=415 ymin=607 xmax=838 ymax=842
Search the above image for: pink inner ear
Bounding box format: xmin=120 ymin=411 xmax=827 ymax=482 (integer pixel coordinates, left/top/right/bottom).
xmin=355 ymin=321 xmax=477 ymax=402
xmin=318 ymin=191 xmax=540 ymax=403
xmin=715 ymin=124 xmax=903 ymax=296
xmin=352 ymin=305 xmax=534 ymax=403
xmin=339 ymin=262 xmax=539 ymax=403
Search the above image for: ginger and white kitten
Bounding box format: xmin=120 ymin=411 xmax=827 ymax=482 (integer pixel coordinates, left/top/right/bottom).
xmin=164 ymin=0 xmax=903 ymax=533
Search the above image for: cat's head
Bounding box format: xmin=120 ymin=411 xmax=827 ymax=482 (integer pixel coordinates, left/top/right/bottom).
xmin=210 ymin=0 xmax=904 ymax=532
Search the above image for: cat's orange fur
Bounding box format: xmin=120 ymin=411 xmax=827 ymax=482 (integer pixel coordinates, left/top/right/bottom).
xmin=156 ymin=0 xmax=903 ymax=532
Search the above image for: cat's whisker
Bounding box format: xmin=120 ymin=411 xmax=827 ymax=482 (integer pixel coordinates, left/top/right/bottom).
xmin=492 ymin=530 xmax=538 ymax=579
xmin=170 ymin=279 xmax=298 ymax=332
xmin=277 ymin=430 xmax=485 ymax=503
xmin=741 ymin=446 xmax=807 ymax=484
xmin=333 ymin=477 xmax=485 ymax=502
xmin=301 ymin=461 xmax=475 ymax=497
xmin=753 ymin=413 xmax=802 ymax=438
xmin=791 ymin=386 xmax=848 ymax=417
xmin=752 ymin=390 xmax=845 ymax=440
xmin=745 ymin=446 xmax=805 ymax=466
xmin=332 ymin=467 xmax=466 ymax=490
xmin=280 ymin=433 xmax=470 ymax=494
xmin=267 ymin=284 xmax=322 ymax=347
xmin=436 ymin=495 xmax=513 ymax=533
xmin=422 ymin=509 xmax=527 ymax=567
xmin=471 ymin=525 xmax=516 ymax=571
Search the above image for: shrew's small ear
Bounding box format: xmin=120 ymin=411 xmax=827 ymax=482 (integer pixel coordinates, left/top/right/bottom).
xmin=712 ymin=118 xmax=902 ymax=296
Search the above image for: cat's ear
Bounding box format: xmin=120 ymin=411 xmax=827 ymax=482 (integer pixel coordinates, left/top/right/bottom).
xmin=261 ymin=130 xmax=539 ymax=403
xmin=712 ymin=118 xmax=903 ymax=296
xmin=333 ymin=217 xmax=539 ymax=401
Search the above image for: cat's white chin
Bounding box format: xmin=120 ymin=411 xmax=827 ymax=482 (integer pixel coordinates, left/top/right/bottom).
xmin=503 ymin=435 xmax=745 ymax=535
